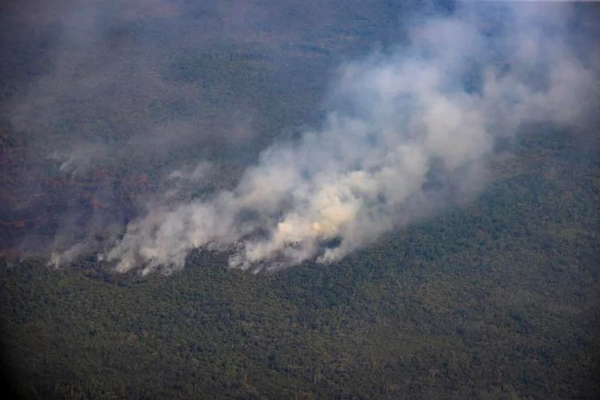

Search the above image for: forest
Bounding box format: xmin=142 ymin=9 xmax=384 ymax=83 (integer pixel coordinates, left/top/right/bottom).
xmin=0 ymin=1 xmax=599 ymax=399
xmin=1 ymin=126 xmax=598 ymax=399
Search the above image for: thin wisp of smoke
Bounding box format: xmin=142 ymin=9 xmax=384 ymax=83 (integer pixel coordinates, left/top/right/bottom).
xmin=102 ymin=2 xmax=599 ymax=274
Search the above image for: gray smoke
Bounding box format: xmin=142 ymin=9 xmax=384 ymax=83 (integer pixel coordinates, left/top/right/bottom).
xmin=2 ymin=0 xmax=336 ymax=261
xmin=102 ymin=1 xmax=599 ymax=274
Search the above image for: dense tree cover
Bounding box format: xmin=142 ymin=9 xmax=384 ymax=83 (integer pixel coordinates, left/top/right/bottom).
xmin=0 ymin=129 xmax=598 ymax=399
xmin=1 ymin=2 xmax=599 ymax=398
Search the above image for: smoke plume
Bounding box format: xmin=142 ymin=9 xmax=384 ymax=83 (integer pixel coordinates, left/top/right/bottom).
xmin=1 ymin=1 xmax=598 ymax=273
xmin=102 ymin=2 xmax=599 ymax=274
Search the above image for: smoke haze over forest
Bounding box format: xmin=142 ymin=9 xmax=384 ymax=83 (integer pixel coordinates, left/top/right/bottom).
xmin=1 ymin=0 xmax=598 ymax=274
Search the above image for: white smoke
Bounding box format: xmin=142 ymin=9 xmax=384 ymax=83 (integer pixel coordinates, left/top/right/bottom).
xmin=104 ymin=2 xmax=599 ymax=274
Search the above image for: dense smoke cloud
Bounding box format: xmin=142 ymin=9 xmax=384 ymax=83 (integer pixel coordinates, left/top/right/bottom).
xmin=101 ymin=2 xmax=599 ymax=274
xmin=1 ymin=1 xmax=597 ymax=273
